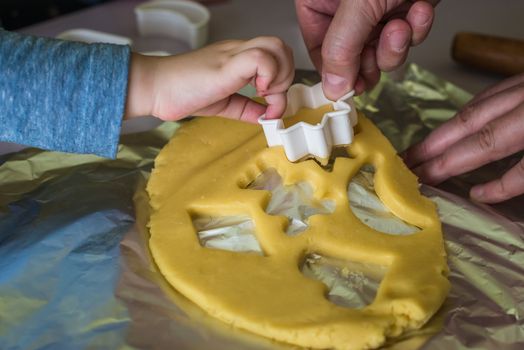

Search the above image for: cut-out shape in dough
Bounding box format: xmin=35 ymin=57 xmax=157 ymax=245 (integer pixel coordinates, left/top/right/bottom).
xmin=147 ymin=99 xmax=449 ymax=350
xmin=193 ymin=215 xmax=263 ymax=255
xmin=247 ymin=168 xmax=334 ymax=235
xmin=349 ymin=165 xmax=420 ymax=235
xmin=301 ymin=253 xmax=387 ymax=309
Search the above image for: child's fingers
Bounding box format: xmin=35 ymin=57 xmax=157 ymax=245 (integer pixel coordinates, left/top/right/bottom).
xmin=234 ymin=36 xmax=294 ymax=94
xmin=220 ymin=93 xmax=268 ymax=123
xmin=227 ymin=47 xmax=279 ymax=93
xmin=216 ymin=92 xmax=285 ymax=122
xmin=266 ymin=54 xmax=294 ymax=96
xmin=264 ymin=93 xmax=287 ymax=120
xmin=195 ymin=93 xmax=267 ymax=123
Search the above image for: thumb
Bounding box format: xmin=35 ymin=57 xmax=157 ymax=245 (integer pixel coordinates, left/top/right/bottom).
xmin=196 ymin=93 xmax=267 ymax=124
xmin=321 ymin=0 xmax=383 ymax=99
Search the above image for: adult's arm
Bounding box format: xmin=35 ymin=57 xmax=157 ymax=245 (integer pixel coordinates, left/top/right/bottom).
xmin=0 ymin=29 xmax=130 ymax=158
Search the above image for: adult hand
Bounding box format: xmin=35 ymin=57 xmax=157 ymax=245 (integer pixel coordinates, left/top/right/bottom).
xmin=404 ymin=74 xmax=524 ymax=203
xmin=125 ymin=36 xmax=294 ymax=123
xmin=295 ymin=0 xmax=438 ymax=99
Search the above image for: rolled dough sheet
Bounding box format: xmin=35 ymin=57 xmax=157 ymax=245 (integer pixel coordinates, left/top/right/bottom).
xmin=147 ymin=106 xmax=449 ymax=350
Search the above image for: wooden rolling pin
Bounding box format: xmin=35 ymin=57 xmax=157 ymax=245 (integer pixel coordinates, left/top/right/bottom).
xmin=452 ymin=32 xmax=524 ymax=76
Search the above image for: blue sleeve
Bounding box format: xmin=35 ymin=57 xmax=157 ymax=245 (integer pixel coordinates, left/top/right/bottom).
xmin=0 ymin=29 xmax=131 ymax=158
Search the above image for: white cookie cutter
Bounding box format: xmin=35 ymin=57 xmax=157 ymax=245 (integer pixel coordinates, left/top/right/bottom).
xmin=258 ymin=83 xmax=358 ymax=162
xmin=56 ymin=0 xmax=210 ymax=51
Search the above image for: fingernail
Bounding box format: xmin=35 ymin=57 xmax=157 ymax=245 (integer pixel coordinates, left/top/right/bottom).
xmin=323 ymin=73 xmax=349 ymax=97
xmin=389 ymin=31 xmax=410 ymax=52
xmin=413 ymin=11 xmax=431 ymax=26
xmin=470 ymin=186 xmax=484 ymax=200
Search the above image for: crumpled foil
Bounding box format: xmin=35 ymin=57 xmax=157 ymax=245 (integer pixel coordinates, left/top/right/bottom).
xmin=0 ymin=64 xmax=522 ymax=349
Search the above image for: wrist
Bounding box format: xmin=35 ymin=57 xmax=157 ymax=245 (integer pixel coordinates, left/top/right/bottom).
xmin=124 ymin=52 xmax=158 ymax=119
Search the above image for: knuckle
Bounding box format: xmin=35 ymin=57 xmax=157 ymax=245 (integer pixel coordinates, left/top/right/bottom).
xmin=248 ymin=48 xmax=267 ymax=61
xmin=262 ymin=36 xmax=285 ymax=49
xmin=495 ymin=178 xmax=508 ymax=198
xmin=477 ymin=124 xmax=496 ymax=152
xmin=418 ymin=141 xmax=431 ymax=159
xmin=321 ymin=38 xmax=353 ymax=67
xmin=214 ymin=40 xmax=242 ymax=54
xmin=360 ymin=0 xmax=386 ymax=24
xmin=433 ymin=154 xmax=448 ymax=172
xmin=427 ymin=154 xmax=449 ymax=182
xmin=456 ymin=103 xmax=476 ymax=129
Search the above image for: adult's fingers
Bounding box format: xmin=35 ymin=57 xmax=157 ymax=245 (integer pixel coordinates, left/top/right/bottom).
xmin=404 ymin=82 xmax=524 ymax=167
xmin=406 ymin=1 xmax=435 ymax=45
xmin=412 ymin=102 xmax=524 ymax=185
xmin=376 ymin=18 xmax=412 ymax=71
xmin=320 ymin=0 xmax=386 ymax=99
xmin=470 ymin=157 xmax=524 ymax=203
xmin=465 ymin=73 xmax=524 ymax=107
xmin=355 ymin=45 xmax=380 ymax=93
xmin=295 ymin=0 xmax=339 ymax=71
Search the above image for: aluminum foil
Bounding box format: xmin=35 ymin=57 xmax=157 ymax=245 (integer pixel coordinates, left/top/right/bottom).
xmin=0 ymin=64 xmax=522 ymax=349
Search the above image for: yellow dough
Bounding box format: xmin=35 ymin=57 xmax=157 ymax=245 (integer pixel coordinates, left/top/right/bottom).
xmin=147 ymin=105 xmax=450 ymax=350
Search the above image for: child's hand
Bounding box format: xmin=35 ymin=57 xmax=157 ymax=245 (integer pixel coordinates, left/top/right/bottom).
xmin=125 ymin=37 xmax=294 ymax=123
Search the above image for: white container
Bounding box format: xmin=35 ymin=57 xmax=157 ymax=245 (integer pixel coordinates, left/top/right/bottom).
xmin=56 ymin=29 xmax=132 ymax=45
xmin=135 ymin=0 xmax=210 ymax=49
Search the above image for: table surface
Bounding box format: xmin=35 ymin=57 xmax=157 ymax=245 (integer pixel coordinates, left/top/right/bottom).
xmin=2 ymin=0 xmax=523 ymax=155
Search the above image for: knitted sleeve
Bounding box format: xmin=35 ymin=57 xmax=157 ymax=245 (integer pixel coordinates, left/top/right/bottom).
xmin=0 ymin=29 xmax=131 ymax=158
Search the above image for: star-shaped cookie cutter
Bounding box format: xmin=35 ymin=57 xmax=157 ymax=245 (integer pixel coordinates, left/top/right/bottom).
xmin=258 ymin=83 xmax=358 ymax=162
